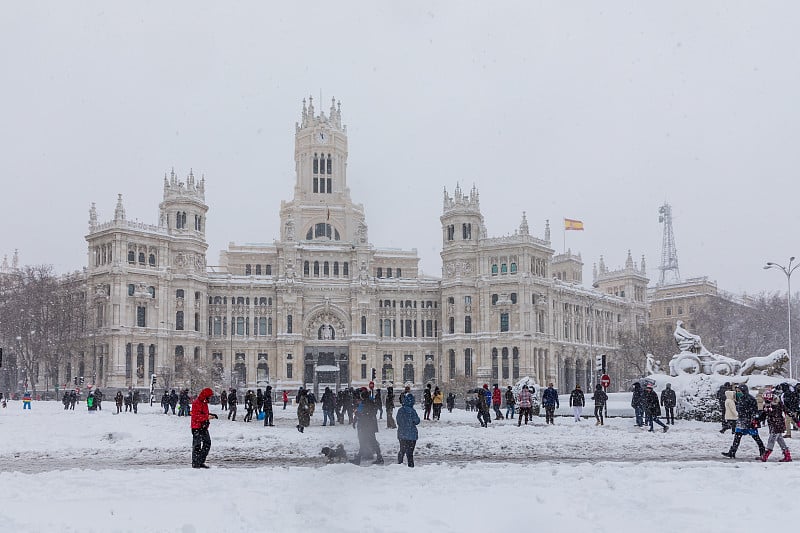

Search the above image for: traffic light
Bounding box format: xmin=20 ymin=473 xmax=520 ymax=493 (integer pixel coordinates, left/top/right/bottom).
xmin=371 ymin=367 xmax=376 ymax=380
xmin=79 ymin=376 xmax=85 ymax=385
xmin=595 ymin=355 xmax=603 ymax=372
xmin=151 ymin=374 xmax=157 ymax=386
xmin=0 ymin=347 xmax=3 ymax=367
xmin=73 ymin=376 xmax=78 ymax=386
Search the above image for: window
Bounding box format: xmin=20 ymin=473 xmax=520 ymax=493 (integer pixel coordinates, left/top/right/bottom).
xmin=323 ymin=261 xmax=329 ymax=275
xmin=266 ymin=265 xmax=272 ymax=275
xmin=465 ymin=348 xmax=473 ymax=377
xmin=286 ymin=363 xmax=293 ymax=379
xmin=287 ymin=315 xmax=293 ymax=334
xmin=511 ymin=293 xmax=517 ymax=304
xmin=510 ymin=262 xmax=517 ymax=273
xmin=491 ymin=348 xmax=499 ymax=381
xmin=149 ymin=254 xmax=156 ymax=266
xmin=303 ymin=261 xmax=309 ymax=276
xmin=136 ymin=306 xmax=146 ymax=327
xmin=500 ymin=313 xmax=509 ymax=332
xmin=147 ymin=286 xmax=155 ymax=298
xmin=314 ymin=261 xmax=320 ymax=276
xmin=176 ymin=289 xmax=184 ymax=299
xmin=678 ymin=306 xmax=683 ymax=315
xmin=666 ymin=307 xmax=672 ymax=316
xmin=377 ymin=267 xmax=383 ymax=278
xmin=462 ymin=223 xmax=471 ymax=240
xmin=464 ymin=316 xmax=472 ymax=333
xmin=396 ymin=268 xmax=402 ymax=278
xmin=447 ymin=224 xmax=455 ymax=241
xmin=128 ymin=250 xmax=135 ymax=264
xmin=512 ymin=347 xmax=520 ymax=379
xmin=383 ymin=320 xmax=392 ymax=337
xmin=333 ymin=262 xmax=339 ymax=276
xmin=501 ymin=263 xmax=507 ymax=273
xmin=502 ymin=347 xmax=509 ymax=379
xmin=361 ymin=364 xmax=367 ymax=379
xmin=343 ymin=262 xmax=349 ymax=276
xmin=464 ymin=295 xmax=472 ymax=306
xmin=175 ymin=311 xmax=184 ymax=330
xmin=194 ymin=312 xmax=199 ymax=332
xmin=492 ymin=294 xmax=498 ymax=305
xmin=245 ymin=264 xmax=252 ymax=275
xmin=448 ymin=317 xmax=455 ymax=334
xmin=491 ymin=264 xmax=498 ymax=275
xmin=361 ymin=316 xmax=367 ymax=335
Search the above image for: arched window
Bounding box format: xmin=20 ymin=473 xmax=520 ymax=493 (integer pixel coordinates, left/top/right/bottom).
xmin=387 ymin=268 xmax=393 ymax=278
xmin=343 ymin=262 xmax=349 ymax=276
xmin=306 ymin=228 xmax=313 ymax=240
xmin=266 ymin=265 xmax=272 ymax=275
xmin=128 ymin=284 xmax=135 ymax=296
xmin=147 ymin=286 xmax=155 ymax=298
xmin=313 ymin=261 xmax=320 ymax=276
xmin=245 ymin=264 xmax=252 ymax=275
xmin=255 ymin=265 xmax=261 ymax=275
xmin=403 ymin=363 xmax=415 ymax=384
xmin=138 ymin=252 xmax=145 ymax=265
xmin=491 ymin=348 xmax=499 ymax=381
xmin=287 ymin=315 xmax=293 ymax=334
xmin=175 ymin=346 xmax=184 ymax=374
xmin=304 ymin=261 xmax=309 ymax=276
xmin=501 ymin=263 xmax=508 ymax=273
xmin=361 ymin=316 xmax=367 ymax=335
xmin=128 ymin=250 xmax=135 ymax=264
xmin=464 ymin=316 xmax=472 ymax=334
xmin=313 ymin=153 xmax=319 ymax=174
xmin=148 ymin=344 xmax=155 ymax=378
xmin=510 ymin=262 xmax=517 ymax=273
xmin=396 ymin=268 xmax=402 ymax=278
xmin=327 ymin=154 xmax=332 ymax=174
xmin=502 ymin=347 xmax=509 ymax=379
xmin=491 ymin=264 xmax=498 ymax=275
xmin=176 ymin=311 xmax=184 ymax=330
xmin=512 ymin=347 xmax=520 ymax=380
xmin=323 ymin=261 xmax=329 ymax=275
xmin=464 ymin=348 xmax=473 ymax=377
xmin=136 ymin=344 xmax=145 ymax=379
xmin=194 ymin=312 xmax=200 ymax=332
xmin=149 ymin=254 xmax=156 ymax=266
xmin=333 ymin=262 xmax=339 ymax=276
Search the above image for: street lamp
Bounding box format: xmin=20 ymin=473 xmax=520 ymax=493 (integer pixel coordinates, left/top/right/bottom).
xmin=764 ymin=257 xmax=800 ymax=380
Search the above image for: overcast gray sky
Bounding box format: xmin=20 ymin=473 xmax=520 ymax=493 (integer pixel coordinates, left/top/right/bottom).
xmin=2 ymin=2 xmax=798 ymax=296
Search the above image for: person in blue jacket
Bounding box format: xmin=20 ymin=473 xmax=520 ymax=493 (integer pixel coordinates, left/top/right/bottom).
xmin=396 ymin=393 xmax=421 ymax=467
xmin=542 ymin=383 xmax=559 ymax=424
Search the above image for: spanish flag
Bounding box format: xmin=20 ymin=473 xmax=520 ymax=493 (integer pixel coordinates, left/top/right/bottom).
xmin=564 ymin=218 xmax=584 ymax=231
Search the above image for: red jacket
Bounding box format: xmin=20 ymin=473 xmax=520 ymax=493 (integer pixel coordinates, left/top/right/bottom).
xmin=191 ymin=388 xmax=214 ymax=430
xmin=283 ymin=391 xmax=289 ymax=402
xmin=492 ymin=388 xmax=502 ymax=406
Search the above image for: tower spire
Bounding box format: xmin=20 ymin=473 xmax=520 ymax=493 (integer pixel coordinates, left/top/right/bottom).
xmin=658 ymin=202 xmax=681 ymax=285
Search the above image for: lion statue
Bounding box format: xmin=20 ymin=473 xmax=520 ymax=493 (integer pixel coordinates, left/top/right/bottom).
xmin=739 ymin=349 xmax=789 ymax=376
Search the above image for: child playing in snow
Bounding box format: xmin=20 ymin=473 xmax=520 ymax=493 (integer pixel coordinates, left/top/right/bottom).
xmin=761 ymin=388 xmax=792 ymax=462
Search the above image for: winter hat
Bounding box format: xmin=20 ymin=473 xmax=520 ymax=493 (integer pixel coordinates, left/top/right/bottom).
xmin=764 ymin=391 xmax=775 ymax=403
xmin=483 ymin=384 xmax=489 ymax=389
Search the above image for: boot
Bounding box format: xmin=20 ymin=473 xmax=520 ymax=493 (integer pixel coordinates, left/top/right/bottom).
xmin=721 ymin=451 xmax=735 ymax=458
xmin=780 ymin=449 xmax=792 ymax=462
xmin=373 ymin=456 xmax=384 ymax=465
xmin=761 ymin=450 xmax=772 ymax=462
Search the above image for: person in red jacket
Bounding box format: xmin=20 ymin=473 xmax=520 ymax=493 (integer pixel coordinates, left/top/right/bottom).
xmin=492 ymin=384 xmax=504 ymax=420
xmin=191 ymin=388 xmax=218 ymax=469
xmin=283 ymin=390 xmax=289 ymax=410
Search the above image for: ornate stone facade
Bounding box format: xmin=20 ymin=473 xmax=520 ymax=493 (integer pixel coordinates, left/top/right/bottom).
xmin=82 ymin=98 xmax=648 ymax=393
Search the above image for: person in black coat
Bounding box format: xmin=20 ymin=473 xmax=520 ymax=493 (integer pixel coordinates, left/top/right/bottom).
xmin=446 ymin=392 xmax=456 ymax=413
xmin=220 ymin=389 xmax=228 ymax=411
xmin=227 ymin=388 xmax=238 ymax=421
xmin=321 ymin=386 xmax=336 ymax=426
xmin=643 ymin=384 xmax=668 ymax=432
xmin=660 ymin=383 xmax=677 ymax=425
xmin=631 ymin=382 xmax=645 ymax=427
xmin=569 ymin=385 xmax=585 ymax=422
xmin=591 ymin=384 xmax=608 ymax=426
xmin=352 ymin=389 xmax=383 ymax=465
xmin=385 ymin=386 xmax=397 ymax=429
xmin=722 ymin=384 xmax=765 ymax=458
xmin=161 ymin=391 xmax=170 ymax=414
xmin=168 ymin=389 xmax=179 ymax=415
xmin=262 ymin=385 xmax=274 ymax=426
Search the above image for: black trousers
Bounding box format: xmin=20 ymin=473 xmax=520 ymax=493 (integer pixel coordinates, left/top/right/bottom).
xmin=477 ymin=410 xmax=491 ymax=427
xmin=398 ymin=439 xmax=417 ymax=467
xmin=356 ymin=431 xmax=382 ymax=461
xmin=730 ymin=432 xmax=765 ymax=456
xmin=192 ymin=428 xmax=211 ymax=466
xmin=594 ymin=405 xmax=605 ymax=424
xmin=518 ymin=407 xmax=532 ymax=425
xmin=664 ymin=406 xmax=675 ymax=424
xmin=263 ymin=410 xmax=273 ymax=426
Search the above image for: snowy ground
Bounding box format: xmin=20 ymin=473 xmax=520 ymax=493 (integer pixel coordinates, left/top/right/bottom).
xmin=0 ymin=394 xmax=796 ymax=532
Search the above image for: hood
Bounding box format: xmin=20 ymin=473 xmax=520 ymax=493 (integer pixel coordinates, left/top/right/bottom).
xmin=632 ymin=383 xmax=641 ymax=390
xmin=725 ymin=390 xmax=735 ymax=400
xmin=738 ymin=384 xmax=749 ymax=396
xmin=402 ymin=394 xmax=416 ymax=407
xmin=198 ymin=388 xmax=213 ymax=401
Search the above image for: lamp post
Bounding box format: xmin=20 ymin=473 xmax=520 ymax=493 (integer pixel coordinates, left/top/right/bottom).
xmin=764 ymin=257 xmax=799 ymax=380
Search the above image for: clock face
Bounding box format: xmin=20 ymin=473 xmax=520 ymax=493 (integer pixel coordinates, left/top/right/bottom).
xmin=317 ymin=131 xmax=327 ymax=144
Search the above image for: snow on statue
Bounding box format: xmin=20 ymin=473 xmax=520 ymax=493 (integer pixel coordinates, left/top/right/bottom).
xmin=739 ymin=349 xmax=789 ymax=376
xmin=668 ymin=321 xmax=742 ymax=376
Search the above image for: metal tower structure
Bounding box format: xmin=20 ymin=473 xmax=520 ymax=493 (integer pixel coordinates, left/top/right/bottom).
xmin=658 ymin=203 xmax=681 ymax=285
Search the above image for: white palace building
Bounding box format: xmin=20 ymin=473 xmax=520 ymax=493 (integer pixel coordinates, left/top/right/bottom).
xmin=81 ymin=98 xmax=648 ymax=393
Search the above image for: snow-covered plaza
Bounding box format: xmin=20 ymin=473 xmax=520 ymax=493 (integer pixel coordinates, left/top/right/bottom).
xmin=0 ymin=393 xmax=796 ymax=533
